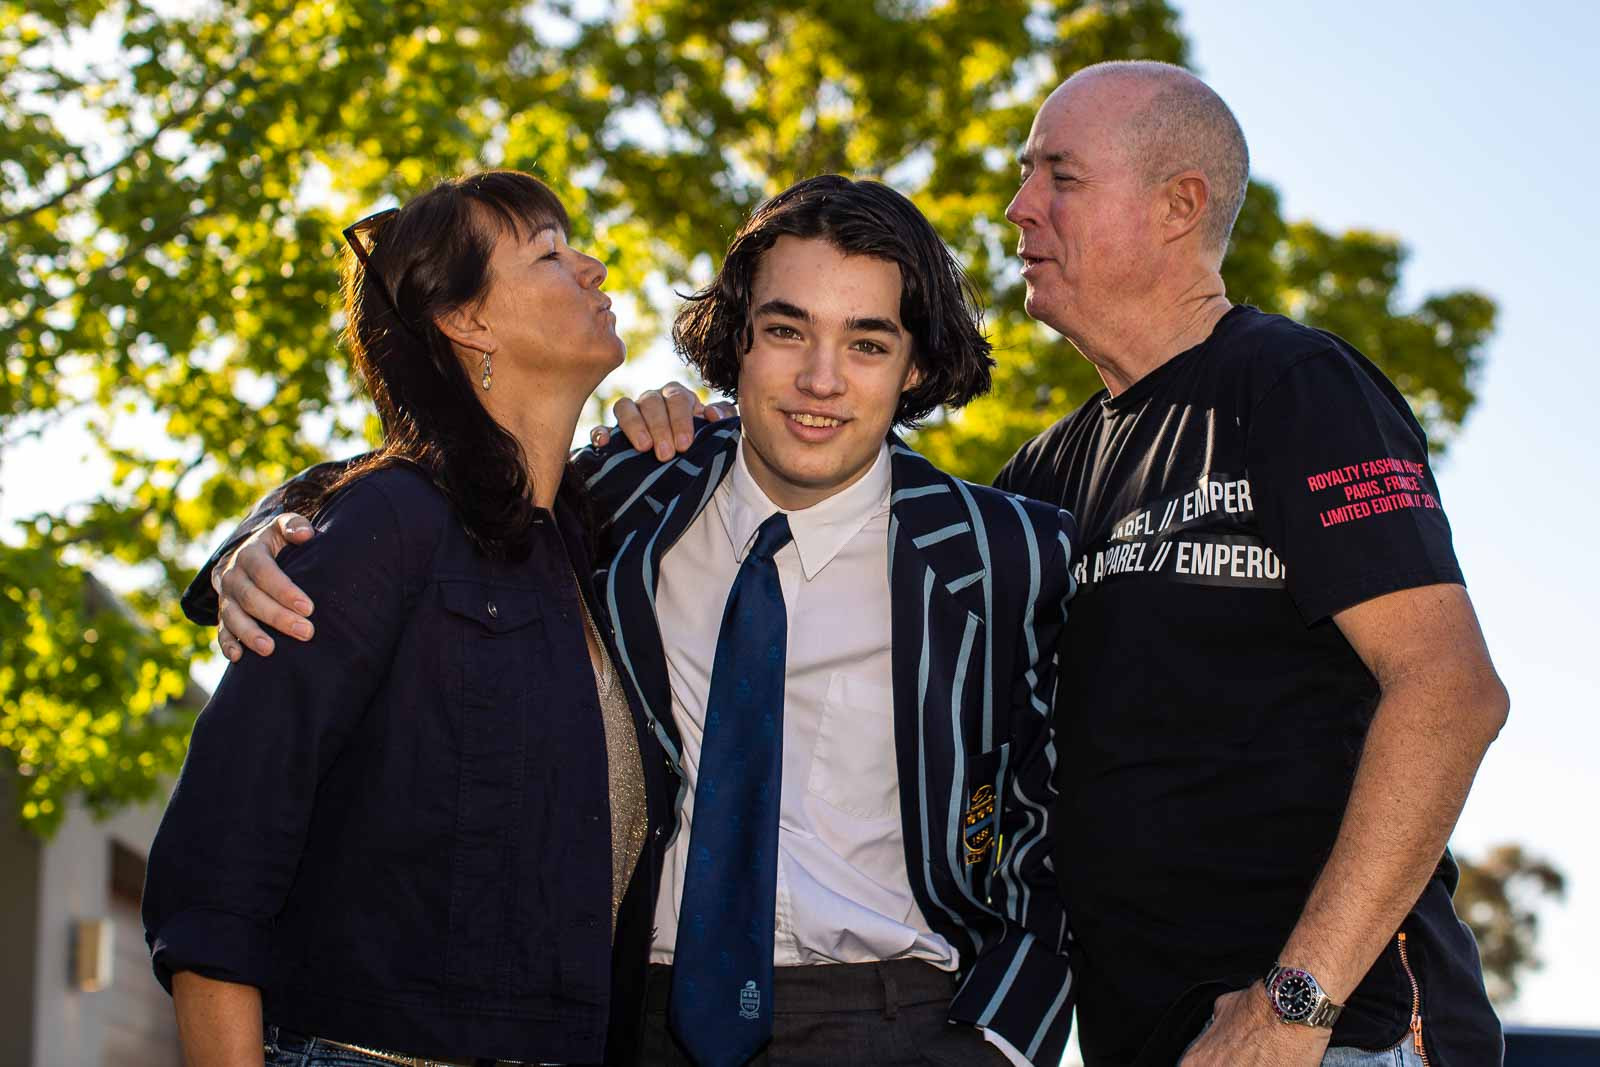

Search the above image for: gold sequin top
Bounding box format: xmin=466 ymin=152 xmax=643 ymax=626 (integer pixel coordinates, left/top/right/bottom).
xmin=576 ymin=583 xmax=648 ymax=935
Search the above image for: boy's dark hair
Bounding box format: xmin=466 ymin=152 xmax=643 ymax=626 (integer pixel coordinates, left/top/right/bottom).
xmin=672 ymin=174 xmax=993 ymax=424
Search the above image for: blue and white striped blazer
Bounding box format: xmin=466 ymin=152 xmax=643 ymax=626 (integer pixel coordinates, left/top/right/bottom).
xmin=573 ymin=419 xmax=1079 ymax=1066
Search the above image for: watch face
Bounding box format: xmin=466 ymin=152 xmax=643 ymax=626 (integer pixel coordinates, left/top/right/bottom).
xmin=1271 ymin=970 xmax=1318 ymax=1022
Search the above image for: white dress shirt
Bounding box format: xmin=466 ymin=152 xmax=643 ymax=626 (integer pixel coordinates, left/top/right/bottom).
xmin=648 ymin=440 xmax=1030 ymax=1066
xmin=650 ymin=440 xmax=955 ymax=970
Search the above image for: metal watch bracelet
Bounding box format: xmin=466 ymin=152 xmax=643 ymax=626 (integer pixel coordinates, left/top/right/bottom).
xmin=1265 ymin=963 xmax=1346 ymax=1028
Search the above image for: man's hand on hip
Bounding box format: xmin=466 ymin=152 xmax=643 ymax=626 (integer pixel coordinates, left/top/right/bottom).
xmin=1178 ymin=984 xmax=1331 ymax=1067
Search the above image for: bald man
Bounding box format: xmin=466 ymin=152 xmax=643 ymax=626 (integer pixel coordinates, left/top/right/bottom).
xmin=992 ymin=61 xmax=1506 ymax=1067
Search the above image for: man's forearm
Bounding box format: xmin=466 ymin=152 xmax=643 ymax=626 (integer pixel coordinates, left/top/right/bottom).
xmin=1278 ymin=666 xmax=1507 ymax=1001
xmin=172 ymin=970 xmax=264 ymax=1067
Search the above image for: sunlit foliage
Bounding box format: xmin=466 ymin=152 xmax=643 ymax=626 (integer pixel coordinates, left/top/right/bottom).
xmin=1 ymin=2 xmax=1494 ymax=839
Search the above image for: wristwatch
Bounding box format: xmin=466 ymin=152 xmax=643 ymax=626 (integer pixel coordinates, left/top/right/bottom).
xmin=1264 ymin=964 xmax=1345 ymax=1028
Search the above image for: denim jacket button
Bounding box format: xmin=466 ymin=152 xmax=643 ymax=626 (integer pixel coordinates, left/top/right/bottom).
xmin=486 ymin=601 xmax=498 ymax=619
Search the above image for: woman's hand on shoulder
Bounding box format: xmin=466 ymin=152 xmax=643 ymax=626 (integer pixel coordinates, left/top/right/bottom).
xmin=588 ymin=380 xmax=735 ymax=460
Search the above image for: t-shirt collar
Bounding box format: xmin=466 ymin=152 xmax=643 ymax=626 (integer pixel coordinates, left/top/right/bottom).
xmin=1101 ymin=304 xmax=1249 ymax=416
xmin=719 ymin=439 xmax=892 ymax=580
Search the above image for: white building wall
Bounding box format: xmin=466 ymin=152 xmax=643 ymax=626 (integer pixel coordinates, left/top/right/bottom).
xmin=27 ymin=793 xmax=178 ymax=1067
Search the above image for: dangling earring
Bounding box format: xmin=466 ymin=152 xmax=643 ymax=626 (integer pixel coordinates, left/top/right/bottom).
xmin=479 ymin=350 xmax=493 ymax=391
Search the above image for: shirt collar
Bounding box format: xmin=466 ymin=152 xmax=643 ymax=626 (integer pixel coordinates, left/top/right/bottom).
xmin=718 ymin=439 xmax=892 ymax=580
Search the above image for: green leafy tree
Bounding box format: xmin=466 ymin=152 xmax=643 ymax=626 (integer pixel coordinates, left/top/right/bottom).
xmin=1454 ymin=844 xmax=1567 ymax=1006
xmin=1 ymin=1 xmax=1494 ymax=843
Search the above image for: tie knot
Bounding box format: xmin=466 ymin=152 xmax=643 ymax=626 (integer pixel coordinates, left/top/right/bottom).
xmin=748 ymin=513 xmax=793 ymax=561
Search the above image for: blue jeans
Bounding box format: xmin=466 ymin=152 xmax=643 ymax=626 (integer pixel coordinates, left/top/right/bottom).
xmin=1182 ymin=1019 xmax=1427 ymax=1066
xmin=1322 ymin=1041 xmax=1426 ymax=1067
xmin=263 ymin=1025 xmax=398 ymax=1066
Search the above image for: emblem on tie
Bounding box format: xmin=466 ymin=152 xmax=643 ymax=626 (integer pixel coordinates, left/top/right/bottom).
xmin=963 ymin=783 xmax=997 ymax=864
xmin=739 ymin=980 xmax=761 ymax=1020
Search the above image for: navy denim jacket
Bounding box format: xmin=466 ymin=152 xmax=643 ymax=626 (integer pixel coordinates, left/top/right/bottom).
xmin=144 ymin=465 xmax=674 ymax=1064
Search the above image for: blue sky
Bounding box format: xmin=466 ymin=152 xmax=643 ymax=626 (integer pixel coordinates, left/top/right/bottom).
xmin=2 ymin=0 xmax=1595 ymax=1044
xmin=1175 ymin=0 xmax=1600 ymax=1027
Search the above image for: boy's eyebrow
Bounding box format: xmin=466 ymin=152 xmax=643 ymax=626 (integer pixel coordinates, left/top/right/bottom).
xmin=754 ymin=299 xmax=812 ymax=322
xmin=755 ymin=301 xmax=902 ymax=337
xmin=846 ymin=315 xmax=901 ymax=336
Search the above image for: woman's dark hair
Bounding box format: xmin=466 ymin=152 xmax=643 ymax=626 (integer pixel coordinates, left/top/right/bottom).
xmin=290 ymin=170 xmax=575 ymax=561
xmin=672 ymin=174 xmax=993 ymax=425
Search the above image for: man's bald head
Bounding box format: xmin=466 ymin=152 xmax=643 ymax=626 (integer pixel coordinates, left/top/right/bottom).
xmin=1053 ymin=61 xmax=1250 ymax=255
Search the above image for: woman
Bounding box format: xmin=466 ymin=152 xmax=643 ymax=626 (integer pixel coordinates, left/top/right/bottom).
xmin=142 ymin=171 xmax=671 ymax=1066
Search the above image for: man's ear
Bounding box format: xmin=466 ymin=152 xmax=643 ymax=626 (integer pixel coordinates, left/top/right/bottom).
xmin=1162 ymin=170 xmax=1211 ymax=245
xmin=434 ymin=303 xmax=493 ymax=354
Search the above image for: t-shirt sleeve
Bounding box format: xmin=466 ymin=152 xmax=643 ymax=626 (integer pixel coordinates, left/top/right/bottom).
xmin=992 ymin=450 xmax=1020 ymax=494
xmin=1245 ymin=345 xmax=1463 ymax=624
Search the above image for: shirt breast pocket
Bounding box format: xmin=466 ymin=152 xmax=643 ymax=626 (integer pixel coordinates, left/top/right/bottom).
xmin=807 ymin=673 xmax=899 ymax=820
xmin=438 ymin=579 xmax=543 ymax=706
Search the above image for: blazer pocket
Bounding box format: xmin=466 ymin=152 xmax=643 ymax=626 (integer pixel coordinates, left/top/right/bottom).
xmin=807 ymin=673 xmax=899 ymax=819
xmin=960 ymin=742 xmax=1010 ymax=901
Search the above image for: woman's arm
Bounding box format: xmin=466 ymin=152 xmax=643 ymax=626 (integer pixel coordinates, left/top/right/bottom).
xmin=145 ymin=471 xmax=445 ymax=1003
xmin=172 ymin=972 xmax=263 ymax=1067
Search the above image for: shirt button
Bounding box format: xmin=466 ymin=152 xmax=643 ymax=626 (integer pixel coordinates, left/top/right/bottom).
xmin=486 ymin=601 xmax=499 ymax=619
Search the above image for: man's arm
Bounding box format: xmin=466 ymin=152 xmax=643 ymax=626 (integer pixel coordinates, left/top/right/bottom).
xmin=1181 ymin=581 xmax=1507 ymax=1067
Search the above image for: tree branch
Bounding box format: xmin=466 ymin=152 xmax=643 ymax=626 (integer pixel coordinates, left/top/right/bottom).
xmin=0 ymin=396 xmax=97 ymax=449
xmin=10 ymin=209 xmax=199 ymax=332
xmin=1 ymin=36 xmax=261 ymax=228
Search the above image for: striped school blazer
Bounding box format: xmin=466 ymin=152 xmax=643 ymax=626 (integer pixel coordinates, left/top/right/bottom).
xmin=572 ymin=419 xmax=1079 ymax=1066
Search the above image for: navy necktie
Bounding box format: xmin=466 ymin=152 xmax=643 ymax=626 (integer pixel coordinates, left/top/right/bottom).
xmin=669 ymin=512 xmax=793 ymax=1067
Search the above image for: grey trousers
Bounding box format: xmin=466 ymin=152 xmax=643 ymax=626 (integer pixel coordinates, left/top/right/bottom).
xmin=640 ymin=959 xmax=1012 ymax=1067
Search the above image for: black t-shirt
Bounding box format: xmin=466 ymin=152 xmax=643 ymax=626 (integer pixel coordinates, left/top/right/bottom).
xmin=996 ymin=306 xmax=1500 ymax=1066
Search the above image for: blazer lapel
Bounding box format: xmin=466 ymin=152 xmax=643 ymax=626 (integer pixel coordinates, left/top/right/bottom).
xmin=885 ymin=433 xmax=990 ymax=625
xmin=603 ymin=421 xmax=742 ymax=771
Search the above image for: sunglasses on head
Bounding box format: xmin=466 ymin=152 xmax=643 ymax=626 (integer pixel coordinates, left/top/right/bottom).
xmin=341 ymin=206 xmax=399 ymax=267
